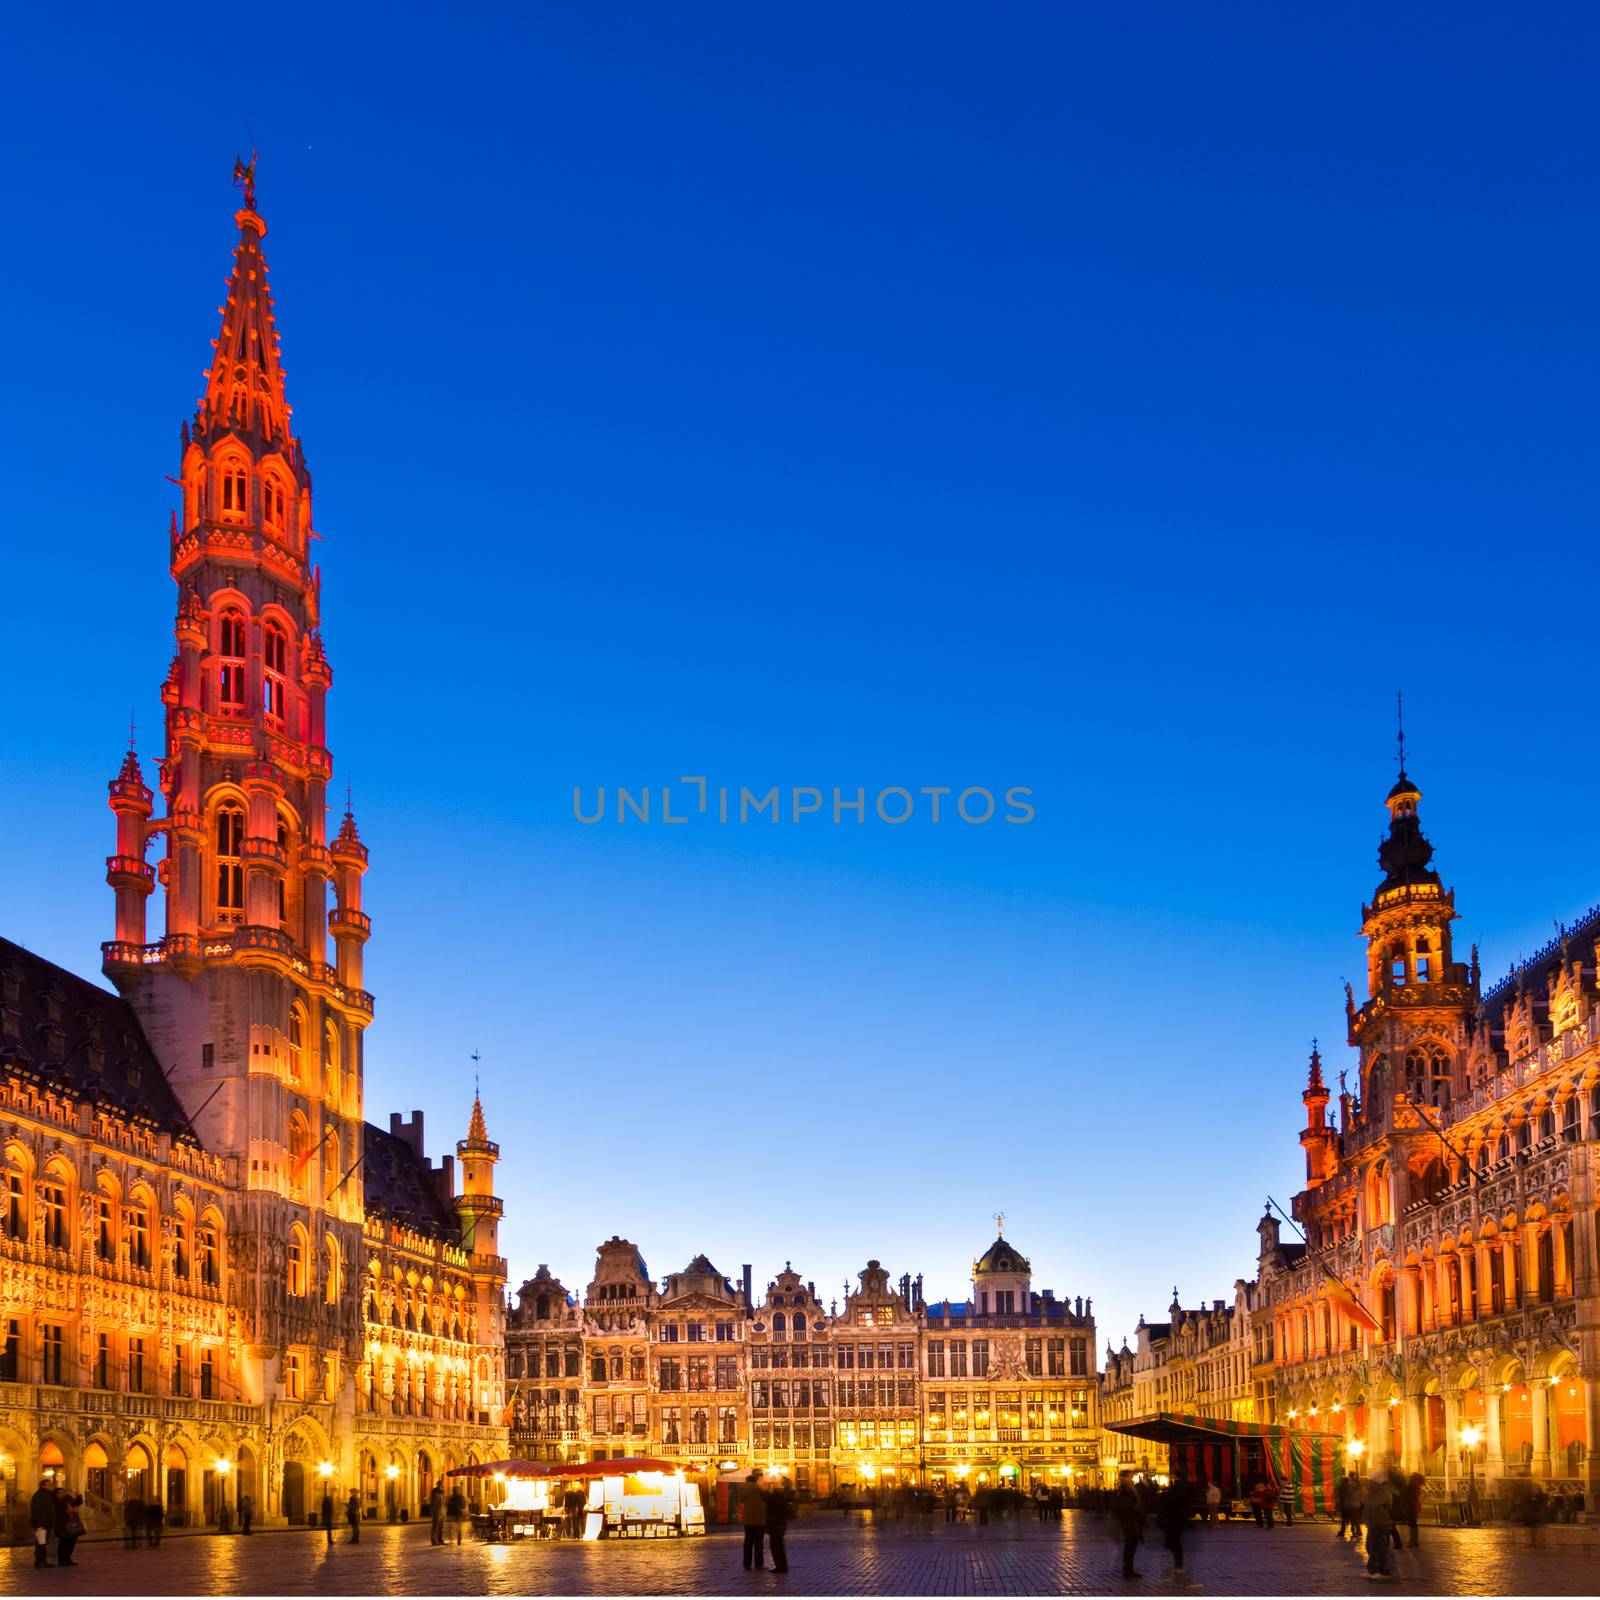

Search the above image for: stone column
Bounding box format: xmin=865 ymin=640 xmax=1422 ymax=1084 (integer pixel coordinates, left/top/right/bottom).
xmin=1531 ymin=1381 xmax=1552 ymax=1480
xmin=1484 ymin=1384 xmax=1504 ymax=1482
xmin=1442 ymin=1389 xmax=1462 ymax=1494
xmin=1583 ymin=1374 xmax=1600 ymax=1502
xmin=1403 ymin=1393 xmax=1426 ymax=1475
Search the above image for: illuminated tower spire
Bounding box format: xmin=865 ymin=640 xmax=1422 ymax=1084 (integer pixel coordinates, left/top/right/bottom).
xmin=103 ymin=163 xmax=369 ymax=1414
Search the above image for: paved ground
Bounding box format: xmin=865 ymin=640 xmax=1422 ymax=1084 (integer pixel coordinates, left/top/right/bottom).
xmin=4 ymin=1512 xmax=1599 ymax=1595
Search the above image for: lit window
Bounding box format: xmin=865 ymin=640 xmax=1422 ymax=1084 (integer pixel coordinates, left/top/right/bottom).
xmin=215 ymin=803 xmax=245 ymax=918
xmin=264 ymin=622 xmax=288 ymax=722
xmin=287 ymin=1007 xmax=306 ymax=1084
xmin=217 ymin=610 xmax=247 ymax=710
xmin=221 ymin=465 xmax=249 ymax=517
xmin=288 ymin=1226 xmax=309 ymax=1297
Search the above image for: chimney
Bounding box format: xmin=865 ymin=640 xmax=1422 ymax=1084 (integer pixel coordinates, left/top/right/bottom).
xmin=389 ymin=1109 xmax=425 ymax=1159
xmin=742 ymin=1263 xmax=753 ymax=1310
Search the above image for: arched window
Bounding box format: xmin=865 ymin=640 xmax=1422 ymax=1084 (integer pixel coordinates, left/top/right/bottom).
xmin=287 ymin=1006 xmax=306 ymax=1086
xmin=1539 ymin=1107 xmax=1555 ymax=1142
xmin=217 ymin=610 xmax=247 ymax=709
xmin=2 ymin=1155 xmax=27 ymax=1241
xmin=263 ymin=622 xmax=288 ymax=723
xmin=324 ymin=1020 xmax=341 ymax=1104
xmin=288 ymin=1224 xmax=309 ymax=1297
xmin=41 ymin=1166 xmax=69 ymax=1252
xmin=1429 ymin=1048 xmax=1452 ymax=1109
xmin=221 ymin=463 xmax=249 ymax=518
xmin=127 ymin=1191 xmax=151 ymax=1270
xmin=794 ymin=1311 xmax=807 ymax=1336
xmin=1389 ymin=946 xmax=1407 ymax=986
xmin=276 ymin=815 xmax=292 ymax=926
xmin=215 ymin=803 xmax=245 ymax=918
xmin=325 ymin=1234 xmax=342 ymax=1305
xmin=1415 ymin=936 xmax=1432 ymax=983
xmin=198 ymin=1213 xmax=221 ymax=1288
xmin=264 ymin=475 xmax=286 ymax=533
xmin=173 ymin=1206 xmax=192 ymax=1280
xmin=772 ymin=1312 xmax=786 ymax=1335
xmin=96 ymin=1178 xmax=117 ymax=1262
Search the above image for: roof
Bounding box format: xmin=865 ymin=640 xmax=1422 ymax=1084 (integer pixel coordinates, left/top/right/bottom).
xmin=973 ymin=1235 xmax=1030 ymax=1276
xmin=0 ymin=937 xmax=198 ymax=1142
xmin=363 ymin=1120 xmax=457 ymax=1237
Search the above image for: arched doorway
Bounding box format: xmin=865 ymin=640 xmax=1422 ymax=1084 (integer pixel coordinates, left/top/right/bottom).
xmin=417 ymin=1450 xmax=434 ymax=1512
xmin=83 ymin=1443 xmax=110 ymax=1509
xmin=124 ymin=1443 xmax=152 ymax=1503
xmin=237 ymin=1445 xmax=259 ymax=1513
xmin=165 ymin=1445 xmax=188 ymax=1525
xmin=283 ymin=1459 xmax=306 ymax=1525
xmin=361 ymin=1451 xmax=378 ymax=1520
xmin=38 ymin=1441 xmax=66 ymax=1489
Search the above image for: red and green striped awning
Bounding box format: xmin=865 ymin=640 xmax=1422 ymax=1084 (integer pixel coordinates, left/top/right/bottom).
xmin=1105 ymin=1412 xmax=1343 ymax=1514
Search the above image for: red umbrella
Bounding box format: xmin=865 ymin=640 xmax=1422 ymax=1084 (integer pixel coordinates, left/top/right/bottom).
xmin=445 ymin=1458 xmax=550 ymax=1478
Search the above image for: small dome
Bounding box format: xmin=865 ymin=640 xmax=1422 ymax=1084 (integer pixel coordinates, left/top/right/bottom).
xmin=973 ymin=1236 xmax=1031 ymax=1276
xmin=1387 ymin=771 xmax=1420 ymax=802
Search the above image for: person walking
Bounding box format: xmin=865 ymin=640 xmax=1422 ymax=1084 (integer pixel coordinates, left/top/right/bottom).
xmin=145 ymin=1496 xmax=164 ymax=1547
xmin=1362 ymin=1471 xmax=1395 ymax=1580
xmin=767 ymin=1476 xmax=794 ymax=1574
xmin=429 ymin=1483 xmax=446 ymax=1546
xmin=943 ymin=1483 xmax=958 ymax=1524
xmin=239 ymin=1491 xmax=253 ymax=1534
xmin=54 ymin=1486 xmax=84 ymax=1568
xmin=1156 ymin=1476 xmax=1190 ymax=1578
xmin=1202 ymin=1478 xmax=1220 ymax=1527
xmin=1400 ymin=1473 xmax=1423 ymax=1549
xmin=123 ymin=1490 xmax=146 ymax=1548
xmin=740 ymin=1472 xmax=768 ymax=1570
xmin=447 ymin=1485 xmax=467 ymax=1545
xmin=30 ymin=1480 xmax=57 ymax=1568
xmin=347 ymin=1489 xmax=362 ymax=1543
xmin=1111 ymin=1477 xmax=1145 ymax=1580
xmin=320 ymin=1487 xmax=336 ymax=1547
xmin=1337 ymin=1472 xmax=1360 ymax=1540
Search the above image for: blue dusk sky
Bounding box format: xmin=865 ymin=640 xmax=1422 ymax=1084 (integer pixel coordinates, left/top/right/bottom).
xmin=2 ymin=4 xmax=1598 ymax=1348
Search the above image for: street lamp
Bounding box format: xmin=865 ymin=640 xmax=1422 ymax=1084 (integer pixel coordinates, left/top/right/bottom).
xmin=1346 ymin=1440 xmax=1365 ymax=1462
xmin=1460 ymin=1425 xmax=1481 ymax=1508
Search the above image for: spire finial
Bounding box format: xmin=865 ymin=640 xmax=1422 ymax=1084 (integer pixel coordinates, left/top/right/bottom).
xmin=1396 ymin=689 xmax=1407 ymax=775
xmin=471 ymin=1048 xmax=481 ymax=1101
xmin=993 ymin=1210 xmax=1004 ymax=1237
xmin=232 ymin=151 xmax=258 ymax=211
xmin=128 ymin=709 xmax=137 ymax=752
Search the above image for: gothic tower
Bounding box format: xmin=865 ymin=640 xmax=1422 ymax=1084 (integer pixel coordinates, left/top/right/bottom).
xmin=1344 ymin=763 xmax=1475 ymax=1214
xmin=456 ymin=1094 xmax=504 ymax=1421
xmin=102 ymin=164 xmax=367 ymax=1407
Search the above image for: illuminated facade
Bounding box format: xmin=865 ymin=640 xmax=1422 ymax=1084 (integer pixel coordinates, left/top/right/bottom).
xmin=507 ymin=1233 xmax=1096 ymax=1495
xmin=1262 ymin=764 xmax=1600 ymax=1499
xmin=0 ymin=170 xmax=506 ymax=1534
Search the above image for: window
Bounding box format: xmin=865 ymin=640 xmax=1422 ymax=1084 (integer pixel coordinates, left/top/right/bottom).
xmin=324 ymin=1021 xmax=341 ymax=1103
xmin=264 ymin=476 xmax=286 ymax=532
xmin=928 ymin=1340 xmax=945 ymax=1377
xmin=217 ymin=610 xmax=247 ymax=708
xmin=287 ymin=1009 xmax=305 ymax=1085
xmin=127 ymin=1198 xmax=150 ymax=1269
xmin=264 ymin=622 xmax=288 ymax=722
xmin=715 ymin=1320 xmax=734 ymax=1342
xmin=174 ymin=1214 xmax=191 ymax=1279
xmin=949 ymin=1339 xmax=968 ymax=1377
xmin=1025 ymin=1338 xmax=1043 ymax=1376
xmin=288 ymin=1226 xmax=309 ymax=1297
xmin=325 ymin=1236 xmax=342 ymax=1305
xmin=221 ymin=465 xmax=249 ymax=517
xmin=43 ymin=1324 xmax=65 ymax=1385
xmin=973 ymin=1339 xmax=990 ymax=1377
xmin=128 ymin=1335 xmax=145 ymax=1392
xmin=276 ymin=816 xmax=292 ymax=925
xmin=715 ymin=1355 xmax=737 ymax=1391
xmin=198 ymin=1218 xmax=220 ymax=1287
xmin=201 ymin=1349 xmax=214 ymax=1400
xmin=173 ymin=1343 xmax=189 ymax=1396
xmin=1070 ymin=1338 xmax=1089 ymax=1377
xmin=41 ymin=1179 xmax=67 ymax=1250
xmin=0 ymin=1320 xmax=18 ymax=1382
xmin=215 ymin=803 xmax=245 ymax=915
xmin=719 ymin=1405 xmax=738 ymax=1442
xmin=95 ymin=1332 xmax=110 ymax=1389
xmin=1047 ymin=1336 xmax=1065 ymax=1376
xmin=285 ymin=1350 xmax=304 ymax=1400
xmin=658 ymin=1358 xmax=682 ymax=1392
xmin=96 ymin=1192 xmax=115 ymax=1261
xmin=2 ymin=1166 xmax=24 ymax=1239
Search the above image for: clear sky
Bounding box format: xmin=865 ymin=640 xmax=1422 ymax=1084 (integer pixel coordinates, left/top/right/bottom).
xmin=3 ymin=3 xmax=1598 ymax=1351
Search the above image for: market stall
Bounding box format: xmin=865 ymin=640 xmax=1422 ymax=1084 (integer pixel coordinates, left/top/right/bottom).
xmin=1106 ymin=1412 xmax=1343 ymax=1516
xmin=448 ymin=1458 xmax=705 ymax=1540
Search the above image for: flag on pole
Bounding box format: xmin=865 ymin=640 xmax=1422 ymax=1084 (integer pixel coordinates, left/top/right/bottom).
xmin=1321 ymin=1266 xmax=1382 ymax=1333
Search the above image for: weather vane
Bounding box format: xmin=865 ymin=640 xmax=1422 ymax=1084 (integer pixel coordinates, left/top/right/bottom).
xmin=232 ymin=151 xmax=258 ymax=210
xmin=471 ymin=1048 xmax=481 ymax=1098
xmin=1396 ymin=689 xmax=1407 ymax=773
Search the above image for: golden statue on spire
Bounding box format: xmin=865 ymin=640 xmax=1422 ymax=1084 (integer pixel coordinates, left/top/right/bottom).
xmin=232 ymin=151 xmax=257 ymax=210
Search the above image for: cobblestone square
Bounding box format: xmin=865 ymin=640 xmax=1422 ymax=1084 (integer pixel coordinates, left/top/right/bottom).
xmin=3 ymin=1513 xmax=1598 ymax=1596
